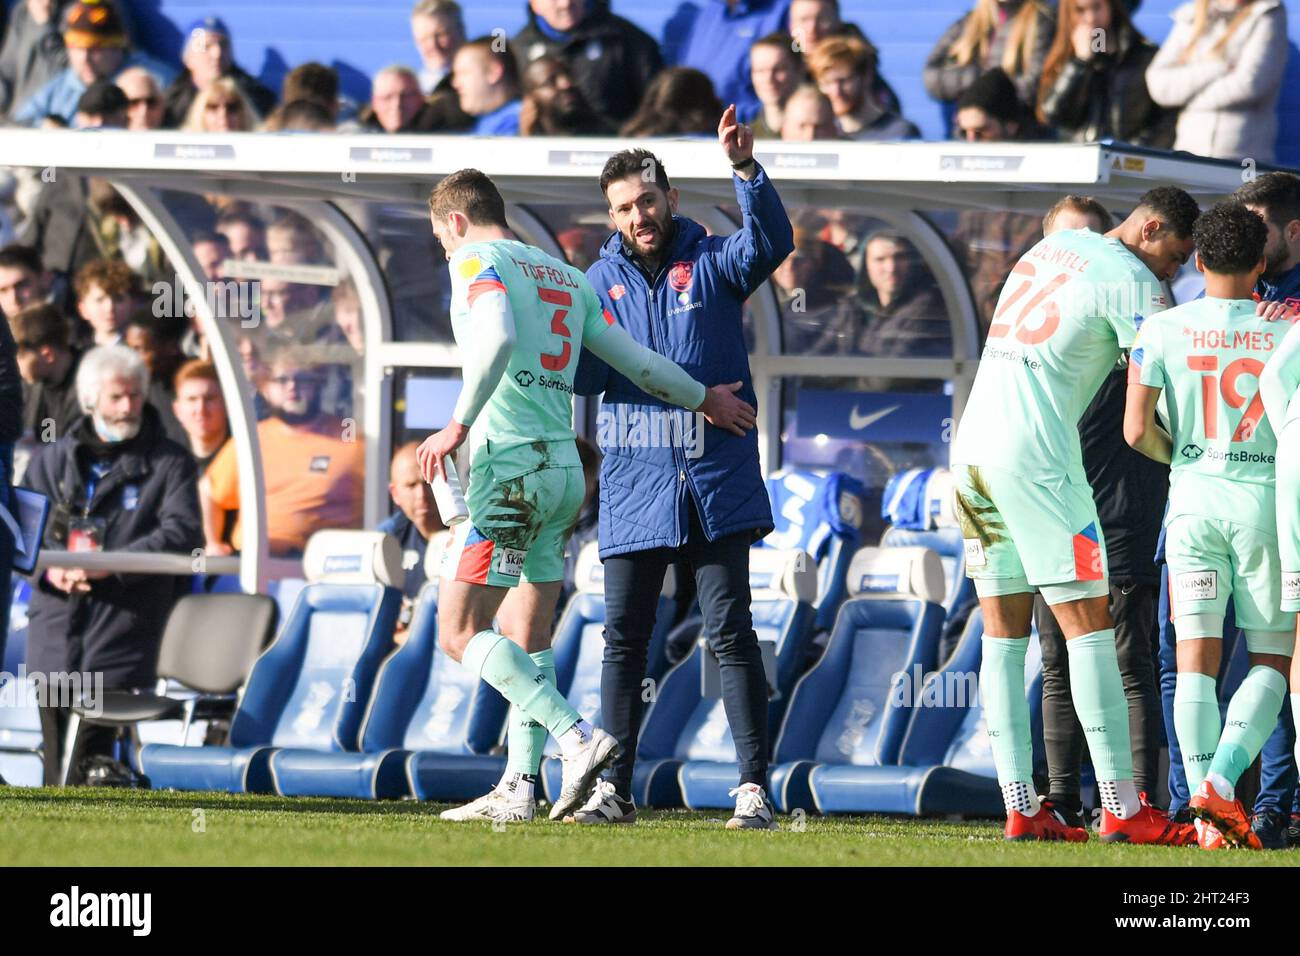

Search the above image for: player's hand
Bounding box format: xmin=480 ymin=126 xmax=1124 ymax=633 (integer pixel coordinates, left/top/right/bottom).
xmin=1257 ymin=299 xmax=1300 ymax=322
xmin=697 ymin=382 xmax=757 ymax=437
xmin=718 ymin=104 xmax=754 ymax=167
xmin=416 ymin=421 xmax=469 ymax=483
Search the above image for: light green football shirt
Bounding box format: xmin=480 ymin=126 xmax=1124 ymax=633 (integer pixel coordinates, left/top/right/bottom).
xmin=448 ymin=239 xmax=612 ymax=474
xmin=1260 ymin=317 xmax=1300 ymax=433
xmin=1133 ymin=297 xmax=1284 ymax=528
xmin=951 ymin=228 xmax=1167 ymax=484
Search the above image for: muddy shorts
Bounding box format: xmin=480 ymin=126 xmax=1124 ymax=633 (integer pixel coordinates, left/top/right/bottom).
xmin=951 ymin=463 xmax=1109 ymax=605
xmin=442 ymin=449 xmax=585 ymax=588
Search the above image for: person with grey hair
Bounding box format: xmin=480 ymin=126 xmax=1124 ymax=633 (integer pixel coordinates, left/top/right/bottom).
xmin=21 ymin=344 xmax=202 ymax=785
xmin=411 ymin=0 xmax=465 ymax=95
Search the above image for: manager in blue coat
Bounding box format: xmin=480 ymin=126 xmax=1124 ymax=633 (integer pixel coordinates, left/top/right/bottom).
xmin=570 ymin=107 xmax=794 ymax=828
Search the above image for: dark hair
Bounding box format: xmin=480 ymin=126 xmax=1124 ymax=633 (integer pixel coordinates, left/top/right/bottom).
xmin=0 ymin=243 xmax=44 ymax=275
xmin=216 ymin=208 xmax=266 ymax=233
xmin=599 ymin=148 xmax=672 ymax=199
xmin=190 ymin=230 xmax=229 ymax=249
xmin=9 ymin=303 xmax=70 ymax=351
xmin=428 ymin=168 xmax=508 ymax=227
xmin=275 ymin=99 xmax=335 ymax=131
xmin=1136 ymin=186 xmax=1200 ymax=239
xmin=619 ymin=67 xmax=721 ymax=137
xmin=74 ymin=258 xmax=135 ymax=301
xmin=1193 ymin=201 xmax=1267 ymax=275
xmin=1043 ymin=194 xmax=1115 ymax=233
xmin=753 ymin=30 xmax=798 ymax=57
xmin=1235 ymin=171 xmax=1300 ymax=230
xmin=283 ymin=63 xmax=338 ymax=108
xmin=127 ymin=307 xmax=185 ymax=343
xmin=956 ymin=68 xmax=1021 ymax=124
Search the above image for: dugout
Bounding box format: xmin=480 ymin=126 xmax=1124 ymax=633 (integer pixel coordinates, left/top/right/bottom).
xmin=0 ymin=130 xmax=1267 ymax=591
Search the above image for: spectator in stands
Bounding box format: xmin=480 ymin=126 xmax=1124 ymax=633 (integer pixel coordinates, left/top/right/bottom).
xmin=788 ymin=0 xmax=904 ymax=112
xmin=954 ymin=67 xmax=1031 ymax=141
xmin=14 ymin=0 xmax=175 ymax=126
xmin=662 ymin=0 xmax=789 ymax=122
xmin=267 ymin=214 xmax=326 ymax=265
xmin=163 ymin=17 xmax=275 ymax=128
xmin=0 ymin=0 xmax=70 ymax=118
xmin=520 ymin=56 xmax=613 ymax=136
xmin=378 ymin=440 xmax=445 ymax=639
xmin=772 ymin=226 xmax=862 ymax=354
xmin=170 ymin=359 xmax=228 ymax=473
xmin=925 ymin=0 xmax=1055 ymax=116
xmin=512 ymin=0 xmax=662 ymax=126
xmin=72 ymin=76 xmax=125 ymax=128
xmin=0 ymin=243 xmax=53 ymax=320
xmin=180 ymin=76 xmax=257 ymax=133
xmin=216 ymin=209 xmax=267 ymax=262
xmin=201 ymin=349 xmax=364 ymax=557
xmin=282 ymin=62 xmax=345 ymax=125
xmin=1041 ymin=193 xmax=1111 ymax=234
xmin=258 ymin=279 xmax=328 ymax=345
xmin=366 ymin=66 xmax=430 ymax=134
xmin=453 ymin=37 xmax=524 ymax=135
xmin=855 ymin=232 xmax=949 ymax=357
xmin=115 ymin=66 xmax=166 ymax=130
xmin=24 ymin=344 xmax=201 ymax=785
xmin=1037 ymin=0 xmax=1174 ymax=148
xmin=778 ymin=84 xmax=840 ymax=140
xmin=88 ymin=179 xmax=166 ymax=284
xmin=125 ymin=310 xmax=188 ymax=446
xmin=73 ymin=258 xmax=132 ymax=349
xmin=621 ymin=67 xmax=722 ymax=137
xmin=12 ymin=301 xmax=82 ymax=442
xmin=1146 ymin=0 xmax=1288 ymax=163
xmin=808 ymin=35 xmax=919 ymax=140
xmin=191 ymin=231 xmax=229 ymax=284
xmin=411 ymin=0 xmax=465 ymax=95
xmin=263 ymin=99 xmax=336 ymax=132
xmin=749 ymin=32 xmax=801 ymax=138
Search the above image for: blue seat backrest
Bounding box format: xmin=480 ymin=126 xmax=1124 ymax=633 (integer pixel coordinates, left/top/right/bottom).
xmin=360 ymin=582 xmax=506 ymax=755
xmin=229 ymin=583 xmax=399 ymax=752
xmin=773 ymin=595 xmax=945 ymax=766
xmin=0 ymin=580 xmax=44 ymax=785
xmin=759 ymin=469 xmax=866 ymax=631
xmin=881 ymin=526 xmax=972 ymax=615
xmin=542 ymin=594 xmax=615 ymax=758
xmin=896 ymin=608 xmax=984 ymax=766
xmin=942 ymin=625 xmax=1045 ymax=777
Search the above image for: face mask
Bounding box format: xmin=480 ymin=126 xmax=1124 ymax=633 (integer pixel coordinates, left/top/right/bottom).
xmin=93 ymin=410 xmax=141 ymax=443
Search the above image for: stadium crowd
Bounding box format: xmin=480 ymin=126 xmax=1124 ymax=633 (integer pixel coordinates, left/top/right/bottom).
xmin=0 ymin=0 xmax=1299 ymax=840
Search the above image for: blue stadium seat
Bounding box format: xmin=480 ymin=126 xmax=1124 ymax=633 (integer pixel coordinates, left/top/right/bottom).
xmin=804 ymin=604 xmax=1047 ymax=816
xmin=612 ymin=547 xmax=819 ymax=809
xmin=0 ymin=581 xmax=44 ymax=786
xmin=880 ymin=526 xmax=973 ymax=621
xmin=268 ymin=530 xmax=513 ymax=800
xmin=533 ymin=542 xmax=684 ymax=806
xmin=761 ymin=469 xmax=866 ymax=632
xmin=755 ymin=547 xmax=950 ymax=813
xmin=139 ymin=531 xmax=403 ymax=793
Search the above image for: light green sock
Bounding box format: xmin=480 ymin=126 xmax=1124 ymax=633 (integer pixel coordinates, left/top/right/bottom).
xmin=1174 ymin=671 xmax=1220 ymax=792
xmin=1065 ymin=629 xmax=1133 ymax=781
xmin=1208 ymin=665 xmax=1286 ymax=788
xmin=979 ymin=636 xmax=1034 ymax=788
xmin=462 ymin=631 xmax=581 ymax=738
xmin=506 ymin=649 xmax=556 ymax=776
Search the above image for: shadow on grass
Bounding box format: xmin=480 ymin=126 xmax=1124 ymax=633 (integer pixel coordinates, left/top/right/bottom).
xmin=0 ymin=785 xmax=445 ymax=817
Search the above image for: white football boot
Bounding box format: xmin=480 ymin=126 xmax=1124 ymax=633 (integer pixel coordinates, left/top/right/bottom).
xmin=440 ymin=787 xmax=535 ymax=823
xmin=549 ymin=727 xmax=620 ymax=820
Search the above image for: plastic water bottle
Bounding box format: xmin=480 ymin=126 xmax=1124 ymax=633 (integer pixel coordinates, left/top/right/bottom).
xmin=431 ymin=458 xmax=469 ymax=526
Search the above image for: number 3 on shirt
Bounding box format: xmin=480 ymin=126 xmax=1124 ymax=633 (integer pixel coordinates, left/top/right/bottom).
xmin=538 ymin=288 xmax=572 ymax=371
xmin=987 ymin=261 xmax=1071 ymax=345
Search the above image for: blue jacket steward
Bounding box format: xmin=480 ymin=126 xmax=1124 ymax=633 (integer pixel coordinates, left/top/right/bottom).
xmin=575 ymin=164 xmax=793 ymax=558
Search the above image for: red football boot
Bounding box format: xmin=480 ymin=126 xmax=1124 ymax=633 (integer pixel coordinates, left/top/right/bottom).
xmin=1100 ymin=792 xmax=1197 ymax=845
xmin=1189 ymin=779 xmax=1262 ymax=850
xmin=1005 ymin=800 xmax=1089 ymax=842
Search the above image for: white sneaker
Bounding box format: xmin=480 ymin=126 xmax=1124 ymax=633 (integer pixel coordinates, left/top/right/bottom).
xmin=440 ymin=788 xmax=535 ymax=823
xmin=569 ymin=779 xmax=637 ymax=825
xmin=549 ymin=727 xmax=620 ymax=820
xmin=726 ymin=783 xmax=778 ymax=830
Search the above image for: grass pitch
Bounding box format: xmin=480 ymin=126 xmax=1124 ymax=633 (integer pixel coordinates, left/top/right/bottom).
xmin=2 ymin=786 xmax=1296 ymax=866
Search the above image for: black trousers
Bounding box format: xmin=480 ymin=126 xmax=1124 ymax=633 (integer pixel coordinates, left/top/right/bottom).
xmin=38 ymin=705 xmax=118 ymax=786
xmin=600 ymin=502 xmax=768 ymax=798
xmin=1033 ymin=580 xmax=1162 ymax=803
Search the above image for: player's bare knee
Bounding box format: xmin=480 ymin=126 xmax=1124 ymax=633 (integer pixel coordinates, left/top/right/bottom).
xmin=438 ymin=627 xmax=469 ymax=662
xmin=1176 ymin=637 xmax=1221 ymax=677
